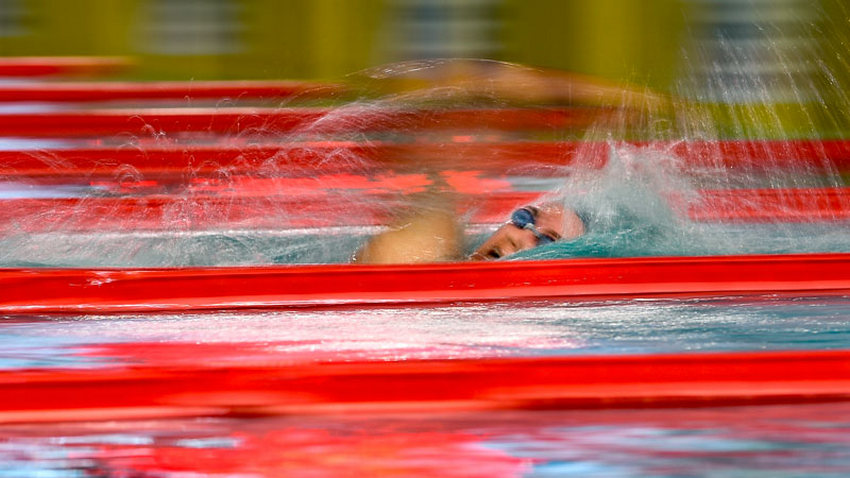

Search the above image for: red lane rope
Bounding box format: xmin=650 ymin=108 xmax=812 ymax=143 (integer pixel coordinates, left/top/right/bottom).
xmin=0 ymin=107 xmax=616 ymax=137
xmin=0 ymin=56 xmax=130 ymax=77
xmin=2 ymin=253 xmax=850 ymax=313
xmin=1 ymin=187 xmax=849 ymax=233
xmin=2 ymin=140 xmax=849 ymax=177
xmin=0 ymin=142 xmax=382 ymax=177
xmin=0 ymin=191 xmax=541 ymax=231
xmin=689 ymin=187 xmax=850 ymax=222
xmin=0 ymin=348 xmax=849 ymax=422
xmin=0 ymin=80 xmax=345 ymax=102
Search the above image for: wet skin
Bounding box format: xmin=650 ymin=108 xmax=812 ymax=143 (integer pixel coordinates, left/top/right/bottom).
xmin=470 ymin=205 xmax=585 ymax=261
xmin=354 ymin=203 xmax=585 ymax=264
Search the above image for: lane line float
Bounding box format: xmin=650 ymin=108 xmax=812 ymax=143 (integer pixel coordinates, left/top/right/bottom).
xmin=2 ymin=187 xmax=850 ymax=233
xmin=2 ymin=253 xmax=850 ymax=314
xmin=0 ymin=56 xmax=130 ymax=77
xmin=0 ymin=107 xmax=620 ymax=137
xmin=0 ymin=80 xmax=344 ymax=102
xmin=0 ymin=348 xmax=848 ymax=422
xmin=2 ymin=139 xmax=848 ymax=177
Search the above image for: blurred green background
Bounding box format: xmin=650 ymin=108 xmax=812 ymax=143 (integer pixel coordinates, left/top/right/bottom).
xmin=1 ymin=0 xmax=689 ymax=84
xmin=2 ymin=0 xmax=849 ymax=137
xmin=0 ymin=0 xmax=835 ymax=88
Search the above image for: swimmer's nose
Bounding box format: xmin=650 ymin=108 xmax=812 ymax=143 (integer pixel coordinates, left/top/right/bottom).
xmin=470 ymin=227 xmax=538 ymax=261
xmin=516 ymin=229 xmax=540 ymax=251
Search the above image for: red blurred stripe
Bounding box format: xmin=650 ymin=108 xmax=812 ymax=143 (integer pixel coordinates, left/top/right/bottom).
xmin=0 ymin=56 xmax=130 ymax=77
xmin=0 ymin=348 xmax=849 ymax=422
xmin=0 ymin=107 xmax=615 ymax=137
xmin=2 ymin=140 xmax=849 ymax=177
xmin=690 ymin=187 xmax=850 ymax=222
xmin=1 ymin=187 xmax=849 ymax=233
xmin=0 ymin=80 xmax=344 ymax=102
xmin=0 ymin=191 xmax=541 ymax=231
xmin=1 ymin=253 xmax=850 ymax=313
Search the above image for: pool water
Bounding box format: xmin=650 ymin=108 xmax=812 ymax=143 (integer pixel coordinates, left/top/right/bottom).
xmin=4 ymin=219 xmax=850 ymax=267
xmin=2 ymin=295 xmax=850 ymax=476
xmin=3 ymin=403 xmax=850 ymax=477
xmin=3 ymin=144 xmax=850 ymax=476
xmin=5 ymin=295 xmax=850 ymax=368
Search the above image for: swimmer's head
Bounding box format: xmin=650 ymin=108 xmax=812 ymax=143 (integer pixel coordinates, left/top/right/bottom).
xmin=469 ymin=203 xmax=585 ymax=261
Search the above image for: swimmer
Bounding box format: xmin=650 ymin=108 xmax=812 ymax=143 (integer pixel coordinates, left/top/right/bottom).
xmin=469 ymin=203 xmax=585 ymax=261
xmin=353 ymin=201 xmax=585 ymax=264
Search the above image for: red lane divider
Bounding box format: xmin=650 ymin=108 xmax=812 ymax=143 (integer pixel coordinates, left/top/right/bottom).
xmin=2 ymin=253 xmax=850 ymax=314
xmin=690 ymin=187 xmax=850 ymax=222
xmin=0 ymin=56 xmax=130 ymax=77
xmin=0 ymin=107 xmax=322 ymax=137
xmin=0 ymin=142 xmax=384 ymax=177
xmin=0 ymin=106 xmax=616 ymax=137
xmin=0 ymin=192 xmax=541 ymax=232
xmin=666 ymin=139 xmax=850 ymax=171
xmin=1 ymin=187 xmax=849 ymax=233
xmin=0 ymin=349 xmax=849 ymax=422
xmin=3 ymin=139 xmax=850 ymax=178
xmin=0 ymin=80 xmax=345 ymax=102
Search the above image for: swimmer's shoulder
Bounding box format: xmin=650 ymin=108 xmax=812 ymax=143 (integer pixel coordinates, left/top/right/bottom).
xmin=352 ymin=208 xmax=463 ymax=264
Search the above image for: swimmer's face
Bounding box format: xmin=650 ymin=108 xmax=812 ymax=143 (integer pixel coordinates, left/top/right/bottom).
xmin=470 ymin=205 xmax=580 ymax=261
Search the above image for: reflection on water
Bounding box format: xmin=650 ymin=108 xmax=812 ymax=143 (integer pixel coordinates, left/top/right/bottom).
xmin=2 ymin=403 xmax=850 ymax=477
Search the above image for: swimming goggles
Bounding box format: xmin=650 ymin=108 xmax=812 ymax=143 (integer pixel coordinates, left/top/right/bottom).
xmin=510 ymin=207 xmax=556 ymax=246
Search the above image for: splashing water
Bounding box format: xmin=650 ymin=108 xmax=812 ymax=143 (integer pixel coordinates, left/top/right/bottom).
xmin=513 ymin=137 xmax=850 ymax=261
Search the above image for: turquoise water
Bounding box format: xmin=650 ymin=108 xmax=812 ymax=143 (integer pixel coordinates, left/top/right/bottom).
xmin=3 ymin=295 xmax=850 ymax=371
xmin=3 ymin=220 xmax=850 ymax=267
xmin=514 ymin=221 xmax=850 ymax=261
